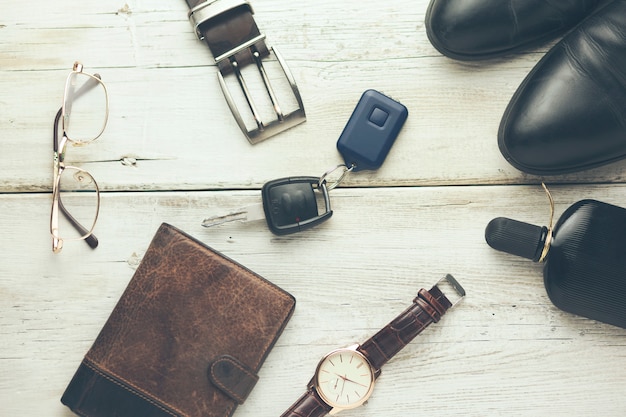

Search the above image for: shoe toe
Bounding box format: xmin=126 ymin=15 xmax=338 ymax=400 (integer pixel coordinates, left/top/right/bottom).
xmin=426 ymin=0 xmax=510 ymax=59
xmin=499 ymin=4 xmax=626 ymax=175
xmin=426 ymin=0 xmax=601 ymax=60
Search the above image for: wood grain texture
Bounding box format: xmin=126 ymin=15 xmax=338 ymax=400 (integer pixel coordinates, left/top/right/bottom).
xmin=1 ymin=0 xmax=626 ymax=416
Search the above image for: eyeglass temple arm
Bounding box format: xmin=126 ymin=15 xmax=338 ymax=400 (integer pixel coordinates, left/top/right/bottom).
xmin=53 ymin=108 xmax=99 ymax=250
xmin=58 ymin=197 xmax=99 ymax=249
xmin=54 ymin=108 xmax=62 ymax=153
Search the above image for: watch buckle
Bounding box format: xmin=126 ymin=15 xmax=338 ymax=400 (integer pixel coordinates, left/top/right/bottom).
xmin=433 ymin=274 xmax=466 ymax=307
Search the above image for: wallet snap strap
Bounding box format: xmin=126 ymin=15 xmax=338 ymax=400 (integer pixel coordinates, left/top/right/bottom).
xmin=208 ymin=355 xmax=259 ymax=404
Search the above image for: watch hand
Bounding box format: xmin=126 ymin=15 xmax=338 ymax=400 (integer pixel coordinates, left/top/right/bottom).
xmin=332 ymin=372 xmax=367 ymax=388
xmin=347 ymin=380 xmax=368 ymax=388
xmin=339 ymin=375 xmax=369 ymax=388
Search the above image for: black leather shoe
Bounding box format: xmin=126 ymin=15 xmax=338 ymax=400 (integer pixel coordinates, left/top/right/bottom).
xmin=425 ymin=0 xmax=601 ymax=61
xmin=499 ymin=0 xmax=626 ymax=175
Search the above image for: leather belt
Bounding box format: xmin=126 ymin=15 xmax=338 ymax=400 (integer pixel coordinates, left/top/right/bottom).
xmin=186 ymin=0 xmax=306 ymax=143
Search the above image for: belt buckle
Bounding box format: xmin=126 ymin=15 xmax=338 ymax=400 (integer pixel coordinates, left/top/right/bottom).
xmin=217 ymin=41 xmax=306 ymax=144
xmin=189 ymin=0 xmax=306 ymax=144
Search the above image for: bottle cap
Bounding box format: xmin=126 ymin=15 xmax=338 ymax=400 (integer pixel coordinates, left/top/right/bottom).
xmin=485 ymin=217 xmax=547 ymax=262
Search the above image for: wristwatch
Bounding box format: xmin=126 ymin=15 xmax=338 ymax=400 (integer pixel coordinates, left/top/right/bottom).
xmin=280 ymin=274 xmax=465 ymax=417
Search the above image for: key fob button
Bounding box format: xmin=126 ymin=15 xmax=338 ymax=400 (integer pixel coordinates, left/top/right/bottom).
xmin=369 ymin=107 xmax=389 ymax=127
xmin=273 ymin=184 xmax=317 ymax=225
xmin=262 ymin=177 xmax=333 ymax=235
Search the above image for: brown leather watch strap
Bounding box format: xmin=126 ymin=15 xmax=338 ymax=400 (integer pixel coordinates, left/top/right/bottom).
xmin=357 ymin=285 xmax=453 ymax=371
xmin=279 ymin=389 xmax=332 ymax=417
xmin=185 ymin=0 xmax=269 ymax=75
xmin=279 ymin=276 xmax=463 ymax=417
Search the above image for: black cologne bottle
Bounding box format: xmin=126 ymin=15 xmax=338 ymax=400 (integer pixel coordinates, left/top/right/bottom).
xmin=486 ymin=196 xmax=626 ymax=329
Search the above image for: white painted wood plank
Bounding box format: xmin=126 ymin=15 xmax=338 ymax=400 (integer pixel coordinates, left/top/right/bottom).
xmin=2 ymin=0 xmax=626 ymax=416
xmin=1 ymin=185 xmax=626 ymax=415
xmin=3 ymin=0 xmax=626 ymax=193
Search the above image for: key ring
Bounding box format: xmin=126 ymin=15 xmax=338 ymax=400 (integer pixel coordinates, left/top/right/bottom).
xmin=318 ymin=163 xmax=355 ymax=191
xmin=201 ymin=90 xmax=407 ymax=236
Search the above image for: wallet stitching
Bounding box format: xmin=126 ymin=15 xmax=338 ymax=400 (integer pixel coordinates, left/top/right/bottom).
xmin=210 ymin=356 xmax=258 ymax=403
xmin=83 ymin=358 xmax=182 ymax=417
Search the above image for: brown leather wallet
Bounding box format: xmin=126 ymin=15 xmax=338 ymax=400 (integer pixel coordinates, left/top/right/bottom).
xmin=61 ymin=223 xmax=296 ymax=417
xmin=185 ymin=0 xmax=306 ymax=143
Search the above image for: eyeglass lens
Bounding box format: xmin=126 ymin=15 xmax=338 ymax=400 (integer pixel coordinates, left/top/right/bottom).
xmin=53 ymin=167 xmax=100 ymax=242
xmin=63 ymin=72 xmax=108 ymax=144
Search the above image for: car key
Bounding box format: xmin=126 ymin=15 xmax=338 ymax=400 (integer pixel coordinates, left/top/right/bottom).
xmin=201 ymin=203 xmax=267 ymax=228
xmin=202 ymin=90 xmax=408 ymax=235
xmin=202 ymin=176 xmax=332 ymax=235
xmin=262 ymin=176 xmax=332 ymax=235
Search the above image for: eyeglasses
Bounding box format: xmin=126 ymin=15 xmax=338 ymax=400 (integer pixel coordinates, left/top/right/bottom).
xmin=51 ymin=62 xmax=109 ymax=253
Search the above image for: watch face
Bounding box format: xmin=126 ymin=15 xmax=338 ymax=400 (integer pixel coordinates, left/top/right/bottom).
xmin=314 ymin=347 xmax=375 ymax=410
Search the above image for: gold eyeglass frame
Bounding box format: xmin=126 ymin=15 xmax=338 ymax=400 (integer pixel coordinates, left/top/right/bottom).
xmin=50 ymin=62 xmax=109 ymax=253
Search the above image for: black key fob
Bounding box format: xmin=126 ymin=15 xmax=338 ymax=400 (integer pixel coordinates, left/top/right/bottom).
xmin=261 ymin=177 xmax=332 ymax=235
xmin=337 ymin=89 xmax=408 ymax=172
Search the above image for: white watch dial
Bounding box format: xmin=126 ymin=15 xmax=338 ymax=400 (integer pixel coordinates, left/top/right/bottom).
xmin=314 ymin=347 xmax=375 ymax=409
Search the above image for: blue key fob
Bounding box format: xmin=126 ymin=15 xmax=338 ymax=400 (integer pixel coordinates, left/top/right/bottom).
xmin=336 ymin=89 xmax=408 ymax=172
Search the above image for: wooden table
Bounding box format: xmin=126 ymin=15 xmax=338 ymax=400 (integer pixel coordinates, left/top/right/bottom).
xmin=2 ymin=0 xmax=625 ymax=415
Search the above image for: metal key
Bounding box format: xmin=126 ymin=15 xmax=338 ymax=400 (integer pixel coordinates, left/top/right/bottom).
xmin=202 ymin=176 xmax=332 ymax=235
xmin=201 ymin=203 xmax=266 ymax=228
